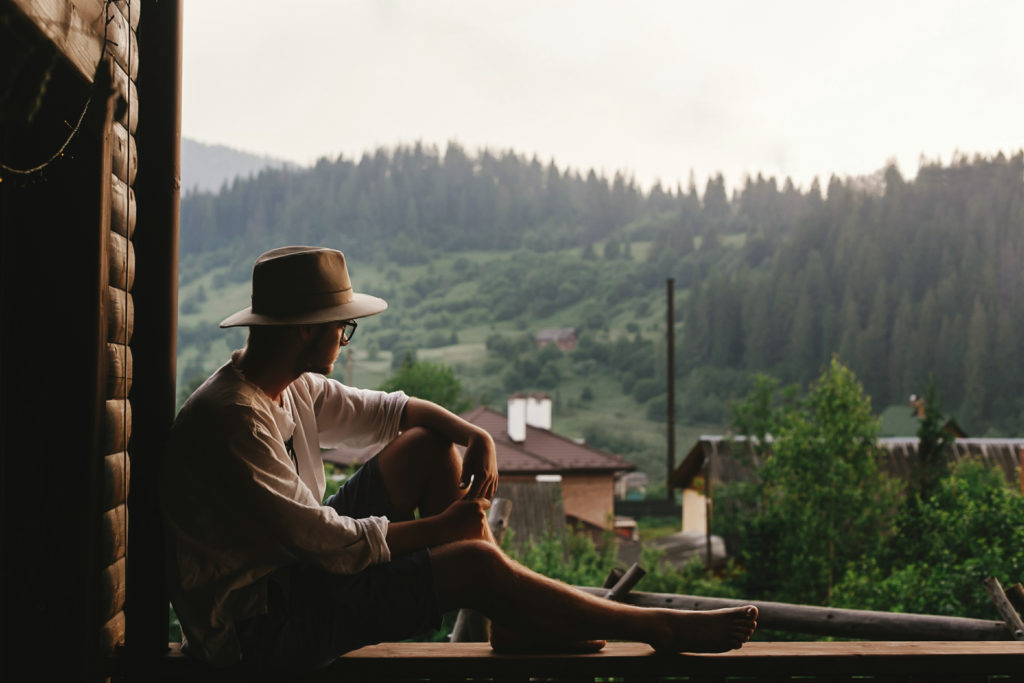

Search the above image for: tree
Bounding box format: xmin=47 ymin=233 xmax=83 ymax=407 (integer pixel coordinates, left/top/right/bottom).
xmin=717 ymin=358 xmax=895 ymax=605
xmin=378 ymin=359 xmax=470 ymax=413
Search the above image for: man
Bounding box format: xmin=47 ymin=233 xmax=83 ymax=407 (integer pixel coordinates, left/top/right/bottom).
xmin=161 ymin=246 xmax=757 ymax=672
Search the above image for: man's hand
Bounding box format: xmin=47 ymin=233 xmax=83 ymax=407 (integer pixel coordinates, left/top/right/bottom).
xmin=460 ymin=430 xmax=498 ymax=500
xmin=439 ymin=497 xmax=493 ymax=542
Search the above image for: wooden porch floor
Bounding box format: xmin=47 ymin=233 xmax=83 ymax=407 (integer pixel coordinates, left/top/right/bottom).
xmin=115 ymin=641 xmax=1024 ymax=682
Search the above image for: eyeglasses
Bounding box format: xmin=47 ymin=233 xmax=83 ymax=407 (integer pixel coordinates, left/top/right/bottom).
xmin=339 ymin=320 xmax=358 ymax=345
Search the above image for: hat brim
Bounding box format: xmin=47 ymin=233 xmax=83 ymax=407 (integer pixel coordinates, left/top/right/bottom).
xmin=219 ymin=293 xmax=388 ymax=328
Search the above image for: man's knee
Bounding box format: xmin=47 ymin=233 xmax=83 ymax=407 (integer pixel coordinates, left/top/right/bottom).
xmin=431 ymin=540 xmax=508 ymax=603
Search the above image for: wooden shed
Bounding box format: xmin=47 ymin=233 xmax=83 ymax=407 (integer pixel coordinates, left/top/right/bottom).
xmin=1 ymin=1 xmax=180 ymax=679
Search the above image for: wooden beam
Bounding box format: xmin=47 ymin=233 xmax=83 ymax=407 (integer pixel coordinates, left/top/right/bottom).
xmin=983 ymin=576 xmax=1024 ymax=640
xmin=576 ymin=587 xmax=1011 ymax=640
xmin=126 ymin=0 xmax=182 ymax=655
xmin=6 ymin=0 xmax=107 ymax=83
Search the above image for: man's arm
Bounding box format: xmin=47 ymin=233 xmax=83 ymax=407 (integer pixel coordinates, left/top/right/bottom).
xmin=385 ymin=497 xmax=492 ymax=555
xmin=399 ymin=397 xmax=499 ymax=501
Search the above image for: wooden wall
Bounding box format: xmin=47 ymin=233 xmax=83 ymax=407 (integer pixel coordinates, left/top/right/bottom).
xmin=0 ymin=0 xmax=178 ymax=678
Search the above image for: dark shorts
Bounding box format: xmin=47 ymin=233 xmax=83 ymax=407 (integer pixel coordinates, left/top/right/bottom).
xmin=237 ymin=456 xmax=441 ymax=671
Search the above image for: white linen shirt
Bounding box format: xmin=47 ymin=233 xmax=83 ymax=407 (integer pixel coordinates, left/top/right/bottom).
xmin=160 ymin=351 xmax=409 ymax=666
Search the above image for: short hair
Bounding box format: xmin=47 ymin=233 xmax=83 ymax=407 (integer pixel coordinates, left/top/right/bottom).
xmin=246 ymin=324 xmax=297 ymax=349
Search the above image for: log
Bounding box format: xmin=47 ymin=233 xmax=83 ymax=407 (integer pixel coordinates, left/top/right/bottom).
xmin=106 ymin=341 xmax=133 ymax=398
xmin=99 ymin=556 xmax=127 ymax=623
xmin=602 ymin=566 xmax=625 ymax=589
xmin=108 ymin=230 xmax=136 ymax=290
xmin=99 ymin=503 xmax=127 ymax=566
xmin=983 ymin=576 xmax=1024 ymax=640
xmin=604 ymin=563 xmax=646 ymax=601
xmin=104 ymin=1 xmax=138 ymax=80
xmin=1006 ymin=582 xmax=1024 ymax=617
xmin=107 ymin=285 xmax=134 ymax=343
xmin=110 ymin=173 xmax=137 ymax=238
xmin=111 ymin=121 xmax=138 ymax=186
xmin=111 ymin=61 xmax=139 ymax=133
xmin=100 ymin=611 xmax=126 ymax=655
xmin=114 ymin=0 xmax=141 ymax=31
xmin=575 ymin=587 xmax=1012 ymax=640
xmin=102 ymin=399 xmax=132 ymax=453
xmin=102 ymin=451 xmax=131 ymax=508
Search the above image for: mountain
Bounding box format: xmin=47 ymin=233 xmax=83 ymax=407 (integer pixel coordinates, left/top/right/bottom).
xmin=175 ymin=143 xmax=1024 ymax=442
xmin=180 ymin=138 xmax=299 ymax=194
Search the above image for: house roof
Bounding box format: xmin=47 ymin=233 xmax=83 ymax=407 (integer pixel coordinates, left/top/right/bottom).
xmin=670 ymin=435 xmax=1024 ymax=490
xmin=460 ymin=406 xmax=635 ymax=475
xmin=535 ymin=328 xmax=576 ymax=341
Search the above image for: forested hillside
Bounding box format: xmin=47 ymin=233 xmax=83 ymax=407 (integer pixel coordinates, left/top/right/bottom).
xmin=178 ymin=143 xmax=1024 ymax=441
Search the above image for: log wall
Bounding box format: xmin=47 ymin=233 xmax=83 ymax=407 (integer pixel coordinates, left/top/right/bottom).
xmin=98 ymin=1 xmax=140 ymax=654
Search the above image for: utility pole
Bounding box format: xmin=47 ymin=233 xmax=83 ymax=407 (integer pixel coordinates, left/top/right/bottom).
xmin=666 ymin=278 xmax=676 ymax=503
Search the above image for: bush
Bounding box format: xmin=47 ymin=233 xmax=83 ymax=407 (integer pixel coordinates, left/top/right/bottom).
xmin=833 ymin=460 xmax=1024 ymax=618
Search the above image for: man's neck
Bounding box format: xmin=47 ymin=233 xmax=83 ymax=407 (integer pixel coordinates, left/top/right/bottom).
xmin=236 ymin=347 xmax=297 ymax=404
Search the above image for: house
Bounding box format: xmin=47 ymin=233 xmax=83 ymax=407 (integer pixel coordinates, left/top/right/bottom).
xmin=461 ymin=394 xmax=636 ymax=537
xmin=670 ymin=435 xmax=1024 ymax=534
xmin=535 ymin=327 xmax=577 ymax=351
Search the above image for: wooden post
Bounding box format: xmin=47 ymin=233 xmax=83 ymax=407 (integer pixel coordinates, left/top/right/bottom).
xmin=983 ymin=576 xmax=1024 ymax=640
xmin=1019 ymin=447 xmax=1023 ymax=494
xmin=604 ymin=563 xmax=646 ymax=601
xmin=129 ymin=0 xmax=182 ymax=654
xmin=450 ymin=499 xmax=512 ymax=642
xmin=1005 ymin=582 xmax=1024 ymax=617
xmin=666 ymin=278 xmax=675 ymax=502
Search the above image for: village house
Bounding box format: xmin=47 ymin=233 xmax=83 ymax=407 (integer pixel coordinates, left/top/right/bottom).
xmin=535 ymin=327 xmax=577 ymax=351
xmin=461 ymin=394 xmax=636 ymax=539
xmin=670 ymin=435 xmax=1024 ymax=534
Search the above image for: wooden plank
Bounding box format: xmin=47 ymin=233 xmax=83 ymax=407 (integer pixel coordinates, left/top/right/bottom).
xmin=103 ymin=399 xmax=132 ymax=453
xmin=108 ymin=231 xmax=136 ymax=290
xmin=107 ymin=285 xmax=134 ymax=343
xmin=103 ymin=451 xmax=131 ymax=508
xmin=110 ymin=173 xmax=138 ymax=238
xmin=335 ymin=641 xmax=1024 ymax=679
xmin=7 ymin=0 xmax=107 ymax=83
xmin=983 ymin=576 xmax=1024 ymax=640
xmin=116 ymin=641 xmax=1024 ymax=682
xmin=576 ymin=587 xmax=1011 ymax=640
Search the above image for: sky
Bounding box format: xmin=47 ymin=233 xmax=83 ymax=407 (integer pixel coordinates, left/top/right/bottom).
xmin=182 ymin=0 xmax=1024 ymax=193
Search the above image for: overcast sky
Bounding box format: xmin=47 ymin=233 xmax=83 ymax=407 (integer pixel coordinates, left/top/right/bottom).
xmin=182 ymin=0 xmax=1023 ymax=192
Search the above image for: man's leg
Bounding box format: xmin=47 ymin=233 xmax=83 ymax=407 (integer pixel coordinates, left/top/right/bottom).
xmin=430 ymin=540 xmax=758 ymax=654
xmin=374 ymin=426 xmax=465 ymax=517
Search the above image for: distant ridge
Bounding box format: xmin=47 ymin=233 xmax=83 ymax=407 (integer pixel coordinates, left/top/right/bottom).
xmin=181 ymin=138 xmax=299 ymax=195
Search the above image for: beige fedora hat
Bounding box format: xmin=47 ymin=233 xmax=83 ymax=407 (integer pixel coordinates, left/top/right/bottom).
xmin=219 ymin=246 xmax=387 ymax=328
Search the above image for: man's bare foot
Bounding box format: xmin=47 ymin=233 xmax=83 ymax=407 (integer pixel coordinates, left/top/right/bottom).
xmin=489 ymin=624 xmax=607 ymax=654
xmin=649 ymin=605 xmax=758 ymax=654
